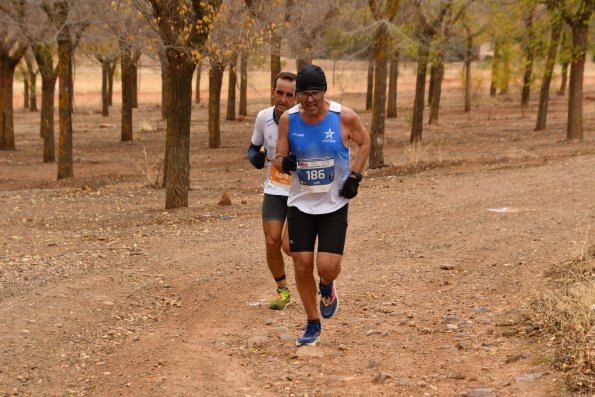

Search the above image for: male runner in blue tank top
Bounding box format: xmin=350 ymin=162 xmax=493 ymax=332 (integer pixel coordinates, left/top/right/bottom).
xmin=273 ymin=64 xmax=370 ymax=346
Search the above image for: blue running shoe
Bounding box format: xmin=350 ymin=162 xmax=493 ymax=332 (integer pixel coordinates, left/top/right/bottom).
xmin=319 ymin=281 xmax=339 ymax=319
xmin=295 ymin=320 xmax=321 ymax=347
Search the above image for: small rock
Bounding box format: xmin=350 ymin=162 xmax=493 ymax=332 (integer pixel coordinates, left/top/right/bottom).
xmin=446 ymin=324 xmax=459 ymax=330
xmin=279 ymin=333 xmax=294 ymax=341
xmin=247 ymin=335 xmax=271 ymax=348
xmin=462 ymin=387 xmax=496 ymax=397
xmin=514 ymin=371 xmax=548 ymax=382
xmin=365 ymin=329 xmax=388 ymax=336
xmin=296 ymin=346 xmax=323 ymax=358
xmin=264 ymin=318 xmax=276 ymax=325
xmin=396 ymin=378 xmax=413 ymax=386
xmin=372 ymin=372 xmax=391 ymax=384
xmin=440 ymin=264 xmax=455 ymax=270
xmin=505 ymin=354 xmax=527 ymax=364
xmin=450 ymin=372 xmax=466 ymax=380
xmin=444 ymin=314 xmax=459 ymax=323
xmin=475 ymin=306 xmax=489 ymax=313
xmin=367 ymin=359 xmax=381 ymax=368
xmin=218 ymin=193 xmax=232 ymax=206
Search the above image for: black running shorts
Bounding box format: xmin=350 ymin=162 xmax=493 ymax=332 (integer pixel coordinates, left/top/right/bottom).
xmin=287 ymin=204 xmax=348 ymax=255
xmin=262 ymin=194 xmax=288 ymax=222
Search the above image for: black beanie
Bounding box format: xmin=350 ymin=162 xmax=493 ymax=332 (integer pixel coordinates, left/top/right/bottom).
xmin=296 ymin=64 xmax=327 ymax=92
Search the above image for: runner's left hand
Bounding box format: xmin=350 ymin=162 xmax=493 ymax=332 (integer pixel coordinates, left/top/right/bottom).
xmin=339 ymin=177 xmax=359 ymax=199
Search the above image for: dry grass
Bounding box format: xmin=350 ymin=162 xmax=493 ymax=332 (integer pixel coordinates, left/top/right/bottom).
xmin=524 ymin=244 xmax=595 ymax=393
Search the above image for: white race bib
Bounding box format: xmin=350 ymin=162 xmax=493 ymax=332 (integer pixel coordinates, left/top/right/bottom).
xmin=296 ymin=158 xmax=335 ymax=193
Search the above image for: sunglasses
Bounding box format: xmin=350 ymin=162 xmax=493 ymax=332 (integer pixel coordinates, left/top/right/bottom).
xmin=297 ymin=91 xmax=324 ymax=100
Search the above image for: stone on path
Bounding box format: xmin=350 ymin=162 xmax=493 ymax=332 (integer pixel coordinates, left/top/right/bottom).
xmin=218 ymin=192 xmax=232 ymax=206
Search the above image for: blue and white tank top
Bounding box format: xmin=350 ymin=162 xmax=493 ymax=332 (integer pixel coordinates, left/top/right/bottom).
xmin=287 ymin=101 xmax=350 ymax=214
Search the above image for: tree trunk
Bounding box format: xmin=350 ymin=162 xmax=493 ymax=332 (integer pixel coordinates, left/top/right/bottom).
xmin=366 ymin=46 xmax=374 ymax=111
xmin=208 ymin=63 xmax=225 ymax=148
xmin=566 ymin=24 xmax=588 ymax=140
xmin=270 ymin=33 xmax=281 ymax=105
xmin=108 ymin=61 xmax=116 ymax=106
xmin=57 ymin=28 xmax=74 ymax=179
xmin=226 ymin=54 xmax=237 ymax=121
xmin=131 ymin=62 xmax=138 ymax=109
xmin=387 ymin=49 xmax=398 ymax=118
xmin=239 ymin=50 xmax=247 ymax=116
xmin=101 ymin=61 xmax=109 ymax=116
xmin=535 ymin=20 xmax=562 ymax=131
xmin=32 ymin=43 xmax=57 ymax=161
xmin=464 ymin=35 xmax=473 ymax=112
xmin=521 ymin=12 xmax=536 ymax=107
xmin=164 ymin=54 xmax=195 ymax=209
xmin=23 ymin=73 xmax=29 ymax=110
xmin=194 ymin=60 xmax=201 ymax=104
xmin=121 ymin=46 xmax=133 ymax=142
xmin=500 ymin=43 xmax=511 ymax=94
xmin=0 ymin=58 xmax=18 ymax=150
xmin=429 ymin=38 xmax=445 ymax=124
xmin=558 ymin=61 xmax=569 ymax=95
xmin=159 ymin=51 xmax=170 ymax=121
xmin=410 ymin=40 xmax=430 ymax=143
xmin=29 ymin=72 xmax=38 ymax=111
xmin=369 ymin=22 xmax=389 ymax=169
xmin=41 ymin=75 xmax=56 ymax=162
xmin=428 ymin=61 xmax=444 ymax=122
xmin=490 ymin=41 xmax=500 ymax=96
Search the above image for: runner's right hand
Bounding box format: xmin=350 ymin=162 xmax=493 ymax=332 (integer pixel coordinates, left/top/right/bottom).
xmin=282 ymin=154 xmax=297 ymax=174
xmin=252 ymin=151 xmax=266 ymax=169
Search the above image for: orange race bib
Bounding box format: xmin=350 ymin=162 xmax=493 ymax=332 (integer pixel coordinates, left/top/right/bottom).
xmin=269 ymin=166 xmax=291 ymax=189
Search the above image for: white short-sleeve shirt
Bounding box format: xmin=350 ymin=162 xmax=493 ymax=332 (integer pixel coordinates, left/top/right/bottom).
xmin=250 ymin=106 xmax=290 ymax=196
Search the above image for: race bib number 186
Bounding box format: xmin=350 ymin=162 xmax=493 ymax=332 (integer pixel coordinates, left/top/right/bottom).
xmin=296 ymin=158 xmax=335 ymax=192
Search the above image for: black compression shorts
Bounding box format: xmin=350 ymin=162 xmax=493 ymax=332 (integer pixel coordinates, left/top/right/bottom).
xmin=287 ymin=204 xmax=348 ymax=255
xmin=262 ymin=194 xmax=288 ymax=222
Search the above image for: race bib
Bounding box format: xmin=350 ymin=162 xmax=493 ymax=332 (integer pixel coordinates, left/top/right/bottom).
xmin=269 ymin=165 xmax=291 ymax=190
xmin=296 ymin=158 xmax=335 ymax=192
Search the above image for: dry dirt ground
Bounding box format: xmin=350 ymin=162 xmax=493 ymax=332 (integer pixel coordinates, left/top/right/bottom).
xmin=1 ymin=62 xmax=595 ymax=397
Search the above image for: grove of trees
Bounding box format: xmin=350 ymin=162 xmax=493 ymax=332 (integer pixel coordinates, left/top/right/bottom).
xmin=0 ymin=0 xmax=593 ymax=208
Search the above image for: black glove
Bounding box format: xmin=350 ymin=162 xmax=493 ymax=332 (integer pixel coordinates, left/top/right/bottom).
xmin=247 ymin=144 xmax=266 ymax=169
xmin=339 ymin=177 xmax=359 ymax=199
xmin=252 ymin=151 xmax=266 ymax=169
xmin=282 ymin=154 xmax=297 ymax=174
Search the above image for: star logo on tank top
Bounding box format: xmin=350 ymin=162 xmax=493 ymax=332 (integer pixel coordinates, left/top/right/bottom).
xmin=322 ymin=128 xmax=336 ymax=143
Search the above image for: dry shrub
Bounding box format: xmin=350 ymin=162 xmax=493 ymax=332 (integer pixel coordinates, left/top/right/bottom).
xmin=524 ymin=245 xmax=595 ymax=393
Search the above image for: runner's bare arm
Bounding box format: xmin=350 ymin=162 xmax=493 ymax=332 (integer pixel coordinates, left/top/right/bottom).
xmin=273 ymin=112 xmax=290 ymax=173
xmin=341 ymin=108 xmax=370 ymax=174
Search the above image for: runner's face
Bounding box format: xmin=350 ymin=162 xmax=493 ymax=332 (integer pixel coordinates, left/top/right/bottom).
xmin=298 ymin=90 xmax=325 ymax=116
xmin=272 ymin=79 xmax=296 ymax=115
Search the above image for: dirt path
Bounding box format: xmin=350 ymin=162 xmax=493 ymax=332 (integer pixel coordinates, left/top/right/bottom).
xmin=1 ymin=75 xmax=595 ymax=396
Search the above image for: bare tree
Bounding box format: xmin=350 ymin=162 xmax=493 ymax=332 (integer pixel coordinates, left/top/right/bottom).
xmin=410 ymin=0 xmax=452 ymax=144
xmin=0 ymin=1 xmax=28 ymax=150
xmin=144 ymin=0 xmax=222 ymax=209
xmin=239 ymin=50 xmax=247 ymax=116
xmin=386 ymin=47 xmax=398 ymax=118
xmin=549 ymin=0 xmax=594 ymax=140
xmin=24 ymin=50 xmax=39 ymax=111
xmin=535 ymin=7 xmax=563 ymax=130
xmin=368 ymin=0 xmax=400 ymax=169
xmin=521 ymin=3 xmax=540 ymax=108
xmin=226 ymin=52 xmax=237 ymax=121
